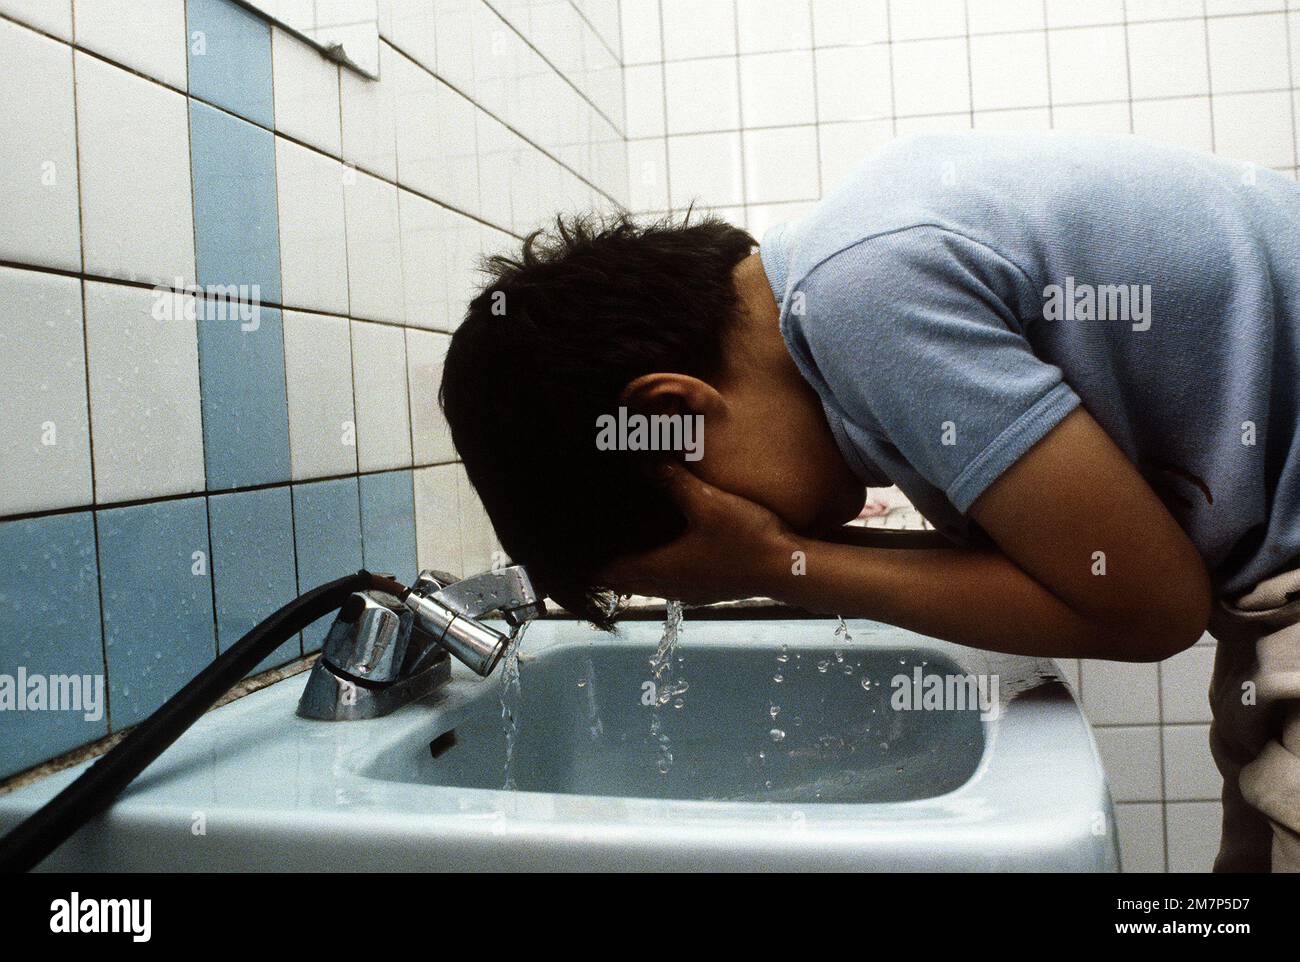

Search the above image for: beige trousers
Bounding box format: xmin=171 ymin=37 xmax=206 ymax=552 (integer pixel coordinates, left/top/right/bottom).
xmin=1208 ymin=564 xmax=1300 ymax=872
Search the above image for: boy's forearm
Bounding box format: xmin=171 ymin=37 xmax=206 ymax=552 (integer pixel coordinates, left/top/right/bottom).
xmin=759 ymin=537 xmax=1139 ymax=661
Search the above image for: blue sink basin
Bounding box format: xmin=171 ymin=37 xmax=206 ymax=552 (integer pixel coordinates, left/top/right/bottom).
xmin=0 ymin=618 xmax=1119 ymax=871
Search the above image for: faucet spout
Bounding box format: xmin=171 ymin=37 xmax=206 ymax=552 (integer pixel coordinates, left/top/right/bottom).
xmin=403 ymin=566 xmax=544 ymax=677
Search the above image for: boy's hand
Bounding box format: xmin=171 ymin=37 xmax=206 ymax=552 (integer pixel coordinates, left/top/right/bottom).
xmin=598 ymin=464 xmax=796 ymax=604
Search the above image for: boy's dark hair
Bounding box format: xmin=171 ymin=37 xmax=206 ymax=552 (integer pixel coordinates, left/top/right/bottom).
xmin=439 ymin=211 xmax=756 ymax=627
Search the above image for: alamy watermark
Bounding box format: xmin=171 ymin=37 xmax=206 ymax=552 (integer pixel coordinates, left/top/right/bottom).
xmin=890 ymin=667 xmax=1000 ymax=720
xmin=595 ymin=406 xmax=704 ymax=461
xmin=1043 ymin=275 xmax=1151 ymax=332
xmin=151 ymin=279 xmax=263 ymax=332
xmin=0 ymin=668 xmax=104 ymax=722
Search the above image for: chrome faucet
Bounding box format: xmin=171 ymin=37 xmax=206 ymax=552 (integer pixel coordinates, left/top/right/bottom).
xmin=296 ymin=565 xmax=545 ymax=720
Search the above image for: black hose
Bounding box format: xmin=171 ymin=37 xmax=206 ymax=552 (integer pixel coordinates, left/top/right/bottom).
xmin=0 ymin=570 xmax=404 ymax=873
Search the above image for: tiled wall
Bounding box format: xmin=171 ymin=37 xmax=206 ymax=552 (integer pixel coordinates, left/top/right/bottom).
xmin=0 ymin=0 xmax=626 ymax=779
xmin=620 ymin=0 xmax=1300 ymax=871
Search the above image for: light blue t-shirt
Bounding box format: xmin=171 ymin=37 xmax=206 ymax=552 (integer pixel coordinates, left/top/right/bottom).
xmin=761 ymin=131 xmax=1300 ymax=596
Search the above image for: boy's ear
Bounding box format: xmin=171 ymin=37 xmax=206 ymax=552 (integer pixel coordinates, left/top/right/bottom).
xmin=620 ymin=372 xmax=722 ymax=416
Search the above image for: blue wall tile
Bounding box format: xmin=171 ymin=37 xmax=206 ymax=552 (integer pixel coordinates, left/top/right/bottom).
xmin=97 ymin=498 xmax=216 ymax=730
xmin=209 ymin=487 xmax=300 ymax=671
xmin=197 ymin=302 xmax=290 ymax=490
xmin=186 ymin=0 xmax=274 ymax=127
xmin=359 ymin=470 xmax=418 ymax=583
xmin=0 ymin=513 xmax=106 ymax=778
xmin=293 ymin=478 xmax=364 ymax=653
xmin=190 ymin=100 xmax=282 ymax=303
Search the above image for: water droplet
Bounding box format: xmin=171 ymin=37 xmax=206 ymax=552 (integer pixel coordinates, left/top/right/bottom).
xmin=769 ymin=728 xmax=785 ymax=742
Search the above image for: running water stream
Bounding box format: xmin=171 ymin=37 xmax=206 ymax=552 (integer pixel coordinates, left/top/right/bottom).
xmin=499 ymin=622 xmax=529 ymax=790
xmin=648 ymin=600 xmax=687 ymax=774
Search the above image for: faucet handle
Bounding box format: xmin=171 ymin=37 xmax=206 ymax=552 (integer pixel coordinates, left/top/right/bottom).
xmin=412 ymin=570 xmax=457 ymax=595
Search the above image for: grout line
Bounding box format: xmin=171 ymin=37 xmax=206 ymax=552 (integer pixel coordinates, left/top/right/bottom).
xmin=1203 ymin=0 xmax=1219 ymax=154
xmin=657 ymin=0 xmax=673 ymax=210
xmin=731 ymin=0 xmax=749 ymax=212
xmin=963 ymin=0 xmax=975 ymax=127
xmin=1120 ymin=1 xmax=1136 ymax=133
xmin=1041 ymin=0 xmax=1055 ymax=127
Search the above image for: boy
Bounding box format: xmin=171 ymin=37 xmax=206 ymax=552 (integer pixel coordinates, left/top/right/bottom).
xmin=440 ymin=131 xmax=1300 ymax=871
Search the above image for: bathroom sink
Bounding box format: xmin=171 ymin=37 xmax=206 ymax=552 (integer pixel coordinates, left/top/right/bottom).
xmin=0 ymin=618 xmax=1118 ymax=871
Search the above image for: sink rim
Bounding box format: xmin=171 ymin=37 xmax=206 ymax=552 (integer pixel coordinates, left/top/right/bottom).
xmin=0 ymin=618 xmax=1118 ymax=871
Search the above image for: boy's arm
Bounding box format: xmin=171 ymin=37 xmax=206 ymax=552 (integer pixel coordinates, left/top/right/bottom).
xmin=602 ymin=408 xmax=1211 ymax=663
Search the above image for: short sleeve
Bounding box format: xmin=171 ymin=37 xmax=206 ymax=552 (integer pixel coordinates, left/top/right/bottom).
xmin=792 ymin=225 xmax=1080 ymax=513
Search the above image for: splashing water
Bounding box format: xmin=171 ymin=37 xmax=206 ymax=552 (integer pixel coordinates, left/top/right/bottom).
xmin=499 ymin=622 xmax=529 ymax=790
xmin=648 ymin=601 xmax=686 ymax=773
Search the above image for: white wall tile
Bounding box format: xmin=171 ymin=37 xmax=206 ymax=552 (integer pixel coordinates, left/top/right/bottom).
xmin=398 ymin=189 xmax=449 ymax=331
xmin=434 ymin=0 xmax=476 ymax=92
xmin=1160 ymin=643 xmax=1215 ymax=723
xmin=414 ymin=463 xmax=463 ymax=576
xmin=350 ymin=319 xmax=412 ymax=472
xmin=660 ymin=0 xmax=734 ymax=60
xmin=969 ymin=32 xmax=1049 ymax=110
xmin=0 ymin=0 xmax=72 ymax=39
xmin=1114 ymin=803 xmax=1166 ymax=872
xmin=272 ymin=27 xmax=341 ymax=156
xmin=740 ymin=50 xmax=816 ymax=128
xmin=405 ymin=328 xmax=455 ymax=464
xmin=75 ymin=53 xmax=195 ymax=286
xmin=1132 ymin=96 xmax=1213 ymax=152
xmin=275 ymin=138 xmax=349 ymax=315
xmin=620 ymin=0 xmax=663 ymax=64
xmin=1127 ymin=19 xmax=1209 ymax=100
xmin=811 ymin=0 xmax=887 ymax=47
xmin=1207 ymin=13 xmax=1291 ymax=94
xmin=1052 ymin=101 xmax=1132 ymax=135
xmin=815 ymin=45 xmax=892 ymax=122
xmin=1163 ymin=724 xmax=1220 ymax=800
xmin=455 ymin=464 xmax=498 ymax=574
xmin=393 ymin=57 xmax=480 ymax=213
xmin=892 ymin=38 xmax=970 ymax=116
xmin=474 ymin=112 xmax=515 ymax=230
xmin=83 ymin=280 xmax=205 ymax=502
xmin=1081 ymin=659 xmax=1161 ymax=725
xmin=973 ymin=107 xmax=1052 ymax=132
xmin=1094 ymin=725 xmax=1163 ymax=801
xmin=894 ymin=111 xmax=972 ymax=135
xmin=340 ymin=41 xmax=397 ymax=180
xmin=627 ymin=137 xmax=670 ymax=211
xmin=668 ymin=131 xmax=744 ymax=208
xmin=73 ymin=0 xmax=186 ymax=88
xmin=1213 ymin=91 xmax=1296 ymax=167
xmin=1045 ymin=0 xmax=1125 ymax=28
xmin=743 ymin=125 xmax=820 ymax=203
xmin=889 ymin=0 xmax=965 ymax=40
xmin=282 ymin=310 xmax=357 ymax=480
xmin=0 ymin=267 xmax=91 ymax=514
xmin=745 ymin=200 xmax=815 ymax=240
xmin=817 ymin=119 xmax=893 ymax=187
xmin=738 ymin=0 xmax=812 ymax=53
xmin=1125 ymin=0 xmax=1205 ymax=20
xmin=343 ymin=170 xmax=403 ymax=322
xmin=665 ymin=57 xmax=739 ymax=134
xmin=387 ymin=0 xmax=438 ymax=72
xmin=1165 ymin=800 xmax=1222 ymax=872
xmin=0 ymin=19 xmax=80 ymax=272
xmin=967 ymin=0 xmax=1044 ymax=34
xmin=1048 ymin=26 xmax=1130 ymax=105
xmin=624 ymin=63 xmax=665 ymax=138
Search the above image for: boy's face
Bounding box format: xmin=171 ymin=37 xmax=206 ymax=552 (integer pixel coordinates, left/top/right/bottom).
xmin=690 ymin=368 xmax=867 ymax=537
